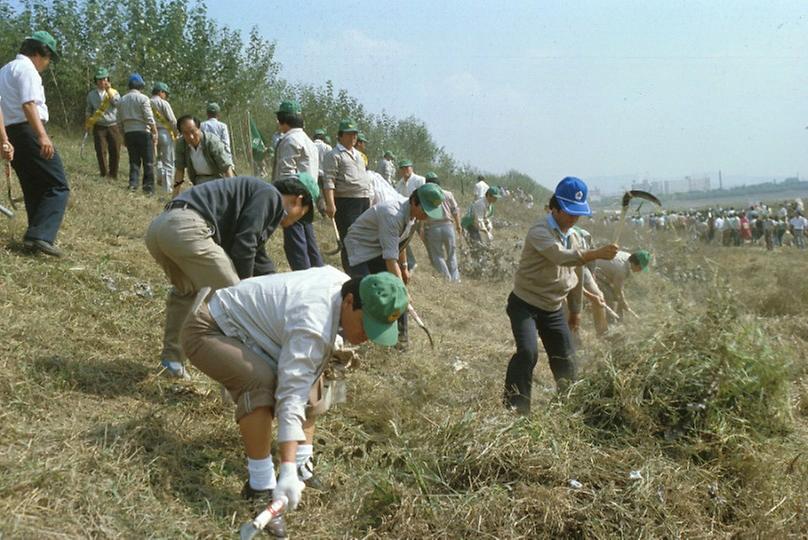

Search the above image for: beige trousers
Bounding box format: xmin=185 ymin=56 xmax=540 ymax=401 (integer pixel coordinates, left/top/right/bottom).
xmin=145 ymin=208 xmax=239 ymax=363
xmin=182 ymin=301 xmax=325 ymax=422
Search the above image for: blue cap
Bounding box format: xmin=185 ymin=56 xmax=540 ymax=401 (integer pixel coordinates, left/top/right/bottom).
xmin=554 ymin=177 xmax=591 ymax=216
xmin=128 ymin=73 xmax=145 ymax=86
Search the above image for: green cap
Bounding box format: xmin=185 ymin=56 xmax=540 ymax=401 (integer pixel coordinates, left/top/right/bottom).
xmin=206 ymin=102 xmax=221 ymax=114
xmin=338 ymin=118 xmax=359 ymax=133
xmin=486 ymin=186 xmax=502 ymax=199
xmin=416 ymin=183 xmax=446 ymax=219
xmin=359 ymin=272 xmax=409 ymax=346
xmin=28 ymin=31 xmax=58 ymax=60
xmin=152 ymin=81 xmax=170 ymax=94
xmin=384 ymin=150 xmax=394 ymax=158
xmin=295 ymin=171 xmax=320 ymax=203
xmin=424 ymin=172 xmax=439 ymax=181
xmin=397 ymin=159 xmax=413 ymax=169
xmin=357 ymin=132 xmax=368 ymax=143
xmin=94 ymin=67 xmax=109 ymax=80
xmin=277 ymin=100 xmax=302 ymax=114
xmin=314 ymin=128 xmax=326 ymax=136
xmin=632 ymin=250 xmax=652 ymax=271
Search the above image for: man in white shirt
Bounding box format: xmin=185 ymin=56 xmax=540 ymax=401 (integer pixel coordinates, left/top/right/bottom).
xmin=376 ymin=150 xmax=395 ymax=184
xmin=0 ymin=31 xmax=69 ymax=257
xmin=790 ymin=212 xmax=807 ymax=249
xmin=200 ymin=102 xmax=232 ymax=161
xmin=150 ymin=82 xmax=177 ymax=192
xmin=463 ymin=186 xmax=501 ymax=245
xmin=394 ymin=159 xmax=426 ymax=269
xmin=271 ymin=100 xmax=323 ymax=270
xmin=473 ymin=175 xmax=490 ymax=200
xmin=182 ymin=268 xmax=408 ymax=535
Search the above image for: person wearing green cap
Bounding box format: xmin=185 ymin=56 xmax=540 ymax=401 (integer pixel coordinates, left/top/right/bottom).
xmin=117 ymin=73 xmax=158 ymax=193
xmin=323 ymin=118 xmax=373 ymax=270
xmin=344 ymin=183 xmax=446 ymax=348
xmin=376 ymin=150 xmax=396 ymax=184
xmin=146 ymin=175 xmax=318 ymax=380
xmin=271 ymin=99 xmax=324 ymax=271
xmin=592 ymin=249 xmax=651 ymax=320
xmin=150 ymin=82 xmax=178 ymax=193
xmin=463 ymin=186 xmax=502 ymax=245
xmin=356 ymin=132 xmax=369 ymax=167
xmin=200 ymin=102 xmax=232 ymax=162
xmin=0 ymin=31 xmax=70 ymax=256
xmin=85 ymin=67 xmax=122 ymax=179
xmin=181 ymin=266 xmax=407 ymax=533
xmin=423 ymin=173 xmax=462 ymax=282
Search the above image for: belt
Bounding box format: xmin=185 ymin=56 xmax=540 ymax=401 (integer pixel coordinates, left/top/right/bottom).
xmin=165 ymin=200 xmax=193 ymax=211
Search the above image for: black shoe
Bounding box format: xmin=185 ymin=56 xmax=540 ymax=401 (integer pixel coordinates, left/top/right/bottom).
xmin=241 ymin=481 xmax=287 ymax=539
xmin=298 ymin=459 xmax=328 ymax=492
xmin=24 ymin=238 xmax=63 ymax=257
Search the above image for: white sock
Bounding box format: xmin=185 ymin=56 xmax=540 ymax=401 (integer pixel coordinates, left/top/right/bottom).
xmin=165 ymin=360 xmax=184 ymax=372
xmin=296 ymin=444 xmax=314 ymax=480
xmin=247 ymin=456 xmax=276 ymax=491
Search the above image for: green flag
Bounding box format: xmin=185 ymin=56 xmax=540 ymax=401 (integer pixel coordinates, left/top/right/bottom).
xmin=249 ymin=115 xmax=267 ymax=162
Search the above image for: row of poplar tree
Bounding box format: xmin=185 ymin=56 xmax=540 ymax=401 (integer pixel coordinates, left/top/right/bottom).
xmin=0 ymin=0 xmax=549 ymax=199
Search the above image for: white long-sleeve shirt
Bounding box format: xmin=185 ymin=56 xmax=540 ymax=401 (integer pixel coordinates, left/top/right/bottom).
xmin=395 ymin=173 xmax=425 ymax=197
xmin=200 ymin=117 xmax=232 ymax=160
xmin=370 ymin=170 xmax=405 ymax=206
xmin=473 ymin=180 xmax=490 ymax=200
xmin=0 ymin=54 xmax=48 ymax=125
xmin=207 ymin=266 xmax=348 ymax=443
xmin=271 ymin=127 xmax=319 ymax=183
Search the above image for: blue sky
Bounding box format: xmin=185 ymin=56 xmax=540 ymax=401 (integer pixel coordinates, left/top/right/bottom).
xmin=67 ymin=1 xmax=808 ymax=190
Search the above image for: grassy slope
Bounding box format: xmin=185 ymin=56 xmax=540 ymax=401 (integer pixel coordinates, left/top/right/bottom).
xmin=1 ymin=135 xmax=806 ymax=538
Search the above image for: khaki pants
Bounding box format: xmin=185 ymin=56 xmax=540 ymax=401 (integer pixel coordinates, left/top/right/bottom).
xmin=145 ymin=208 xmax=239 ymax=363
xmin=182 ymin=301 xmax=325 ymax=422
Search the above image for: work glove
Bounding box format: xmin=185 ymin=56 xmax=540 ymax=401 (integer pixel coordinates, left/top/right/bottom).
xmin=274 ymin=462 xmax=305 ymax=510
xmin=486 ymin=230 xmax=494 ymax=241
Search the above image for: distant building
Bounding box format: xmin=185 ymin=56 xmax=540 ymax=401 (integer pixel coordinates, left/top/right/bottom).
xmin=632 ymin=176 xmax=710 ymax=195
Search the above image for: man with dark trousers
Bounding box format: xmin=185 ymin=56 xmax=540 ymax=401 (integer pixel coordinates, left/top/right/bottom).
xmin=503 ymin=177 xmax=618 ymax=414
xmin=117 ymin=73 xmax=157 ymax=194
xmin=271 ymin=99 xmax=323 ymax=270
xmin=322 ymin=118 xmax=373 ymax=271
xmin=84 ymin=67 xmax=121 ymax=179
xmin=146 ymin=174 xmax=320 ymax=379
xmin=0 ymin=31 xmax=69 ymax=257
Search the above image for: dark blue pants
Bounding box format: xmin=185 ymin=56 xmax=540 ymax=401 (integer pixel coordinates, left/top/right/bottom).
xmin=7 ymin=123 xmax=70 ymax=244
xmin=335 ymin=197 xmax=370 ymax=272
xmin=349 ymin=254 xmax=408 ymax=342
xmin=282 ymin=220 xmax=324 ymax=270
xmin=504 ymin=292 xmax=576 ymax=413
xmin=124 ymin=131 xmax=154 ymax=192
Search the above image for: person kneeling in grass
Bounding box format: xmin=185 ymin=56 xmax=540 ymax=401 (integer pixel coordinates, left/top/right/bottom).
xmin=504 ymin=177 xmax=619 ymax=414
xmin=181 ymin=268 xmax=407 ymax=537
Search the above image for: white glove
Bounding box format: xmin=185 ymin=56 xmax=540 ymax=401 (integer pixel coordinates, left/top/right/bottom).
xmin=274 ymin=462 xmax=305 ymax=510
xmin=486 ymin=230 xmax=494 ymax=241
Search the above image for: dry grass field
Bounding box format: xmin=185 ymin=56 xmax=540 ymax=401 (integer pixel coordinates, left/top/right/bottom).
xmin=1 ymin=135 xmax=806 ymax=538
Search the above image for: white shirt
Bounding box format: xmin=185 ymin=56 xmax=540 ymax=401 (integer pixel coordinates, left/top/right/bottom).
xmin=0 ymin=54 xmax=48 ymax=125
xmin=370 ymin=170 xmax=405 ymax=206
xmin=208 ymin=266 xmax=348 ymax=443
xmin=474 ymin=180 xmax=490 ymax=200
xmin=790 ymin=216 xmax=807 ymax=230
xmin=313 ymin=139 xmax=332 ymax=176
xmin=396 ymin=173 xmax=425 ymax=197
xmin=271 ymin=127 xmax=319 ymax=183
xmin=189 ymin=144 xmax=214 ymax=175
xmin=200 ymin=117 xmax=232 ymax=160
xmin=714 ymin=217 xmax=724 ymax=230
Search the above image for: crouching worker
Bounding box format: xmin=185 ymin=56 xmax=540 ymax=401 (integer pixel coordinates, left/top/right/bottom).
xmin=146 ymin=174 xmax=318 ymax=379
xmin=504 ymin=177 xmax=619 ymax=414
xmin=181 ymin=268 xmax=408 ymax=536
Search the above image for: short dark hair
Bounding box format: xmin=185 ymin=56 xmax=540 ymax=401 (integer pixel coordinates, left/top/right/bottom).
xmin=341 ymin=277 xmax=364 ymax=310
xmin=177 ymin=115 xmax=200 ymax=132
xmin=276 ymin=111 xmax=304 ymax=129
xmin=425 ymin=178 xmax=440 ymax=186
xmin=409 ymin=191 xmax=422 ymax=208
xmin=274 ymin=177 xmax=313 ymax=210
xmin=548 ymin=195 xmax=560 ymax=210
xmin=19 ymin=39 xmax=51 ymax=59
xmin=628 ymin=253 xmax=639 ymax=266
xmin=313 ymin=133 xmax=326 ymax=141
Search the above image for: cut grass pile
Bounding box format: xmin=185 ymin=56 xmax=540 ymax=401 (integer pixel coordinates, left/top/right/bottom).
xmin=1 ymin=134 xmax=806 ymax=538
